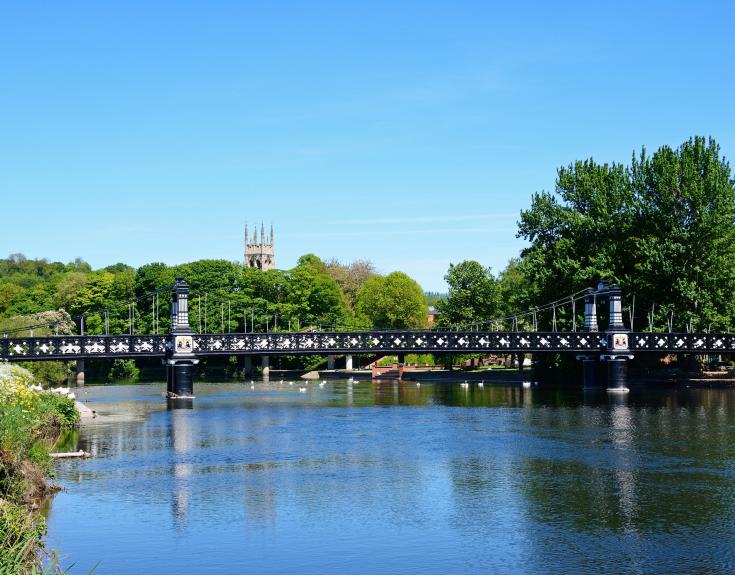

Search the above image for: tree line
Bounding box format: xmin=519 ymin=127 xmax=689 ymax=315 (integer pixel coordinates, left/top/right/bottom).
xmin=0 ymin=253 xmax=429 ymax=337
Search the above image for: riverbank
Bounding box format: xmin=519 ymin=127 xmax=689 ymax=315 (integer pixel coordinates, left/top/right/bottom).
xmin=0 ymin=364 xmax=79 ymax=574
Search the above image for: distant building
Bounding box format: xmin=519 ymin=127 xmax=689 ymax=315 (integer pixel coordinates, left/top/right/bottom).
xmin=244 ymin=223 xmax=275 ymax=270
xmin=427 ymin=306 xmax=439 ymax=325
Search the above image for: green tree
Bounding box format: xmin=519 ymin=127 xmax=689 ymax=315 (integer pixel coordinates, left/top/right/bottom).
xmin=355 ymin=272 xmax=426 ymax=329
xmin=630 ymin=137 xmax=735 ymax=331
xmin=324 ymin=258 xmax=378 ymax=309
xmin=289 ymin=255 xmax=348 ymax=328
xmin=517 ymin=136 xmax=735 ymax=332
xmin=437 ymin=261 xmax=500 ymax=327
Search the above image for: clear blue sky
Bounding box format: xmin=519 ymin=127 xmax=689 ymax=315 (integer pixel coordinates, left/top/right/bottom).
xmin=2 ymin=1 xmax=734 ymax=291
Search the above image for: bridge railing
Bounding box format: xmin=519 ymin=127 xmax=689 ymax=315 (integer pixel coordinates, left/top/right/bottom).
xmin=629 ymin=332 xmax=735 ymax=353
xmin=0 ymin=335 xmax=168 ymax=361
xmin=190 ymin=331 xmax=609 ymax=355
xmin=2 ymin=331 xmax=734 ymax=361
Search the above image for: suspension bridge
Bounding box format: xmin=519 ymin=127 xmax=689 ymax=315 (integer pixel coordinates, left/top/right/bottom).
xmin=1 ymin=277 xmax=730 ymax=397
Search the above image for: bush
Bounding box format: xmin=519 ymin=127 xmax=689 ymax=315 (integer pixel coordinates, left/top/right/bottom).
xmin=22 ymin=361 xmax=72 ymax=385
xmin=108 ymin=359 xmax=140 ymax=382
xmin=0 ymin=364 xmax=80 ymax=573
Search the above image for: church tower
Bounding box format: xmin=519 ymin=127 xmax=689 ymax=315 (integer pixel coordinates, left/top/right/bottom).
xmin=244 ymin=223 xmax=275 ymax=270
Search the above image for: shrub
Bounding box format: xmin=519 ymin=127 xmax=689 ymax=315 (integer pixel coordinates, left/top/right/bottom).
xmin=0 ymin=364 xmax=80 ymax=573
xmin=108 ymin=359 xmax=139 ymax=382
xmin=22 ymin=362 xmax=72 ymax=385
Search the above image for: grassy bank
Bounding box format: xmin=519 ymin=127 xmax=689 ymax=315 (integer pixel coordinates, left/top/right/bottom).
xmin=0 ymin=364 xmax=79 ymax=574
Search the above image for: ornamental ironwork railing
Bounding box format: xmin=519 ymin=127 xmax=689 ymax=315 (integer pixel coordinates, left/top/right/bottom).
xmin=0 ymin=335 xmax=168 ymax=361
xmin=1 ymin=331 xmax=733 ymax=361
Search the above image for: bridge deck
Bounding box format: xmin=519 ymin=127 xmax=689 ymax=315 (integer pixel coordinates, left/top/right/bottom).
xmin=0 ymin=331 xmax=732 ymax=361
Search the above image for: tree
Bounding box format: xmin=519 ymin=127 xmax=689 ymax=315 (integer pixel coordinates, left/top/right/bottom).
xmin=324 ymin=258 xmax=378 ymax=309
xmin=436 ymin=261 xmax=500 ymax=327
xmin=517 ymin=136 xmax=735 ymax=332
xmin=496 ymin=258 xmax=532 ymax=322
xmin=355 ymin=272 xmax=426 ymax=329
xmin=630 ymin=137 xmax=735 ymax=331
xmin=289 ymin=255 xmax=348 ymax=328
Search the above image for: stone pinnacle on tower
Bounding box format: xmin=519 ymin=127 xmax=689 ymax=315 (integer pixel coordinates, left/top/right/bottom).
xmin=270 ymin=223 xmax=274 ymax=245
xmin=261 ymin=222 xmax=265 ymax=244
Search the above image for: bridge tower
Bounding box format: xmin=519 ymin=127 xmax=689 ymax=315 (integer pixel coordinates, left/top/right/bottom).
xmin=578 ymin=282 xmax=633 ymax=392
xmin=165 ymin=277 xmax=199 ymax=398
xmin=601 ymin=284 xmax=633 ymax=393
xmin=578 ymin=287 xmax=602 ymax=389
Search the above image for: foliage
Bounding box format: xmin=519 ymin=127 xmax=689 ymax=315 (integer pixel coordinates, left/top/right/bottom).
xmin=324 ymin=258 xmax=378 ymax=309
xmin=436 ymin=261 xmax=500 ymax=327
xmin=0 ymin=365 xmax=79 ymax=574
xmin=108 ymin=359 xmax=140 ymax=382
xmin=355 ymin=272 xmax=427 ymax=329
xmin=0 ymin=252 xmax=359 ymax=337
xmin=21 ymin=362 xmax=72 ymax=386
xmin=496 ymin=259 xmax=534 ymax=328
xmin=289 ymin=256 xmax=349 ymax=328
xmin=517 ymin=136 xmax=735 ymax=332
xmin=424 ymin=292 xmax=446 ymax=307
xmin=0 ymin=499 xmax=47 ymax=575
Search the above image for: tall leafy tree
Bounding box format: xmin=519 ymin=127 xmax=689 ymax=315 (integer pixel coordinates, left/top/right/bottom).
xmin=517 ymin=136 xmax=735 ymax=331
xmin=355 ymin=272 xmax=426 ymax=329
xmin=289 ymin=255 xmax=348 ymax=328
xmin=324 ymin=258 xmax=378 ymax=309
xmin=437 ymin=261 xmax=500 ymax=327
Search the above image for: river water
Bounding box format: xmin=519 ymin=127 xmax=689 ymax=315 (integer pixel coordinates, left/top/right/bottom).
xmin=45 ymin=380 xmax=735 ymax=574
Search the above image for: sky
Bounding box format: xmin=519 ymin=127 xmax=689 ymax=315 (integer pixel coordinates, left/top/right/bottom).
xmin=1 ymin=1 xmax=734 ymax=291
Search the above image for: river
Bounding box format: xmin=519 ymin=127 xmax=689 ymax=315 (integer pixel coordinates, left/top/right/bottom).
xmin=44 ymin=379 xmax=735 ymax=574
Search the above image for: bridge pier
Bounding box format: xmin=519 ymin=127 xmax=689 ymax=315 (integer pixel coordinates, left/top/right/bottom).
xmin=261 ymin=355 xmax=270 ymax=378
xmin=243 ymin=355 xmax=253 ymax=377
xmin=345 ymin=354 xmax=353 ymax=371
xmin=166 ymin=360 xmax=196 ymax=398
xmin=327 ymin=354 xmax=335 ymax=370
xmin=75 ymin=359 xmax=85 ymax=386
xmin=579 ymin=356 xmax=602 ymax=389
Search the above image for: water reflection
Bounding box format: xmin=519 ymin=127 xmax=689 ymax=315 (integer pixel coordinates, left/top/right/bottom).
xmin=169 ymin=400 xmax=194 ymax=528
xmin=46 ymin=381 xmax=735 ymax=575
